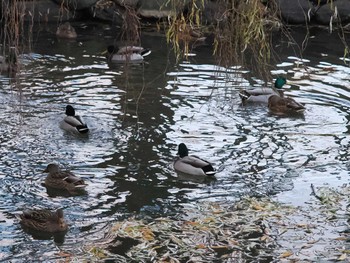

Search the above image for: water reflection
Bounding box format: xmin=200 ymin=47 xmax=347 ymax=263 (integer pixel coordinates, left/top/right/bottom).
xmin=0 ymin=22 xmax=349 ymax=260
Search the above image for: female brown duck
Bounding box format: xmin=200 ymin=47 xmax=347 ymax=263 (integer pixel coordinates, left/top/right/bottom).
xmin=19 ymin=208 xmax=68 ymax=233
xmin=268 ymin=95 xmax=305 ymax=116
xmin=44 ymin=163 xmax=87 ymax=194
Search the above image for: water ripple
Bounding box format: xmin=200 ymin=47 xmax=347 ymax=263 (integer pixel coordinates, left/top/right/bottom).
xmin=0 ymin=26 xmax=350 ymax=261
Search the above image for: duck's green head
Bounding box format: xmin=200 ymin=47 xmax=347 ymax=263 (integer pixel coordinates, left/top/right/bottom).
xmin=65 ymin=105 xmax=75 ymax=116
xmin=177 ymin=143 xmax=189 ymax=158
xmin=274 ymin=77 xmax=287 ymax=89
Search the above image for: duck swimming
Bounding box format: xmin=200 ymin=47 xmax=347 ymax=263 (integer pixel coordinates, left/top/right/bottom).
xmin=239 ymin=77 xmax=287 ymax=103
xmin=43 ymin=163 xmax=87 ymax=194
xmin=106 ymin=45 xmax=151 ymax=63
xmin=174 ymin=143 xmax=216 ymax=176
xmin=268 ymin=95 xmax=305 ymax=116
xmin=56 ymin=22 xmax=77 ymax=39
xmin=19 ymin=208 xmax=68 ymax=233
xmin=60 ymin=105 xmax=89 ymax=134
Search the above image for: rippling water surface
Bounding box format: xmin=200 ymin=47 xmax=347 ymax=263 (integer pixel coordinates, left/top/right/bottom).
xmin=0 ymin=23 xmax=350 ymax=260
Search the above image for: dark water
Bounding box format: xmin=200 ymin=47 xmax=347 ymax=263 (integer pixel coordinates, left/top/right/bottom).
xmin=0 ymin=22 xmax=350 ymax=261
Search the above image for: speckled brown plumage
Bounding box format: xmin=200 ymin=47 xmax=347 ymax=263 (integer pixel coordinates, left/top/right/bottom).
xmin=19 ymin=208 xmax=68 ymax=233
xmin=44 ymin=163 xmax=87 ymax=194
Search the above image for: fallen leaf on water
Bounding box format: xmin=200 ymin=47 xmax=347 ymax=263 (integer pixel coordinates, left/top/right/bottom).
xmin=252 ymin=204 xmax=264 ymax=211
xmin=338 ymin=253 xmax=347 ymax=261
xmin=141 ymin=227 xmax=155 ymax=241
xmin=260 ymin=235 xmax=270 ymax=242
xmin=280 ymin=251 xmax=293 ymax=258
xmin=335 ymin=237 xmax=347 ymax=241
xmin=211 ymin=245 xmax=229 ymax=249
xmin=296 ymin=223 xmax=308 ymax=228
xmin=307 ymin=239 xmax=319 ymax=244
xmin=184 ymin=221 xmax=200 ymax=226
xmin=196 ymin=244 xmax=206 ymax=249
xmin=212 ymin=210 xmax=224 ymax=214
xmin=228 ymin=239 xmax=239 ymax=246
xmin=56 ymin=251 xmax=72 ymax=258
xmin=301 ymin=244 xmax=313 ymax=249
xmin=170 ymin=235 xmax=184 ymax=247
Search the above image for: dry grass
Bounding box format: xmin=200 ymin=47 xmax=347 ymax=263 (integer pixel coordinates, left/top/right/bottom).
xmin=166 ymin=0 xmax=281 ymax=80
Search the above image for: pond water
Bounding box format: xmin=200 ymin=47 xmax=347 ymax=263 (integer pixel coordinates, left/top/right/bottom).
xmin=0 ymin=22 xmax=350 ymax=261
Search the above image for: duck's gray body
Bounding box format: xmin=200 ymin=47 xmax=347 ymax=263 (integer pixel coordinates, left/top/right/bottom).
xmin=107 ymin=45 xmax=151 ymax=63
xmin=60 ymin=105 xmax=89 ymax=134
xmin=239 ymin=88 xmax=283 ymax=103
xmin=239 ymin=77 xmax=287 ymax=103
xmin=173 ymin=143 xmax=216 ymax=177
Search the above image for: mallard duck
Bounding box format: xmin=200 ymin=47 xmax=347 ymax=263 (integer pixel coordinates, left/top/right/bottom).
xmin=56 ymin=22 xmax=77 ymax=39
xmin=178 ymin=25 xmax=206 ymax=44
xmin=60 ymin=105 xmax=89 ymax=134
xmin=19 ymin=208 xmax=68 ymax=233
xmin=239 ymin=77 xmax=287 ymax=103
xmin=268 ymin=95 xmax=305 ymax=116
xmin=173 ymin=143 xmax=216 ymax=176
xmin=43 ymin=163 xmax=87 ymax=193
xmin=106 ymin=45 xmax=151 ymax=63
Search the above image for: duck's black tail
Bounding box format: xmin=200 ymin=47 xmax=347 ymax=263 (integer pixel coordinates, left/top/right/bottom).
xmin=77 ymin=125 xmax=89 ymax=133
xmin=239 ymin=90 xmax=251 ymax=101
xmin=202 ymin=164 xmax=216 ymax=176
xmin=141 ymin=49 xmax=151 ymax=57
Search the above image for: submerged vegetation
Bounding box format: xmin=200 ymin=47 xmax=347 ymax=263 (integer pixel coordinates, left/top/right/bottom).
xmin=1 ymin=1 xmax=350 ymax=262
xmin=60 ymin=185 xmax=350 ymax=261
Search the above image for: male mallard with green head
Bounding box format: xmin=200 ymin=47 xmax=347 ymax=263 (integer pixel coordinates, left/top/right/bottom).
xmin=44 ymin=163 xmax=87 ymax=194
xmin=106 ymin=45 xmax=151 ymax=63
xmin=60 ymin=105 xmax=89 ymax=134
xmin=239 ymin=77 xmax=287 ymax=103
xmin=268 ymin=95 xmax=305 ymax=116
xmin=174 ymin=143 xmax=216 ymax=176
xmin=19 ymin=208 xmax=68 ymax=233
